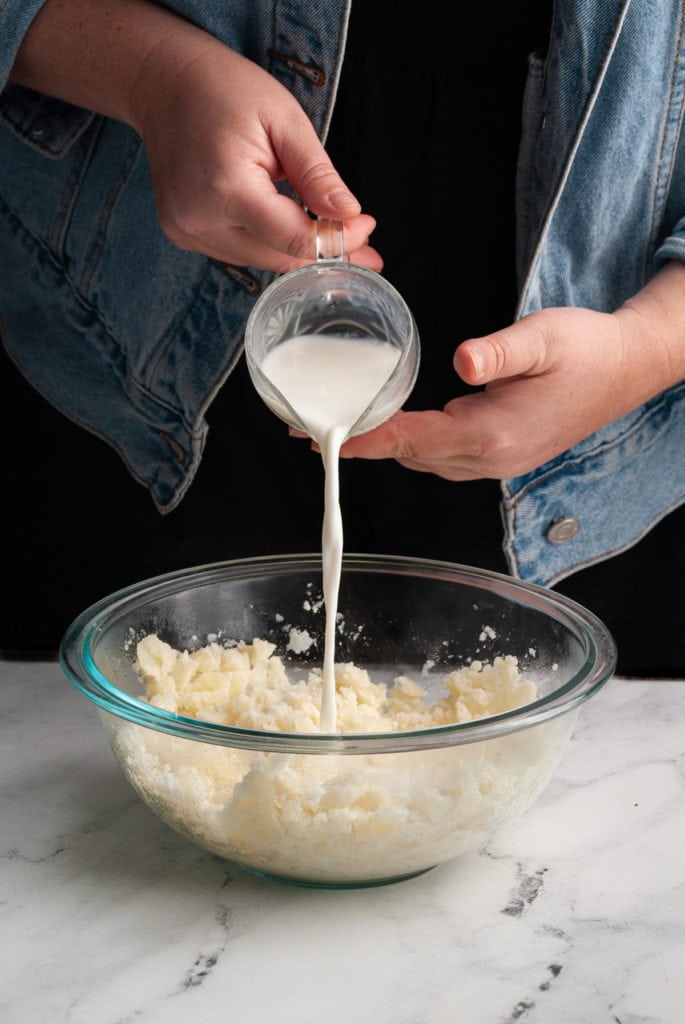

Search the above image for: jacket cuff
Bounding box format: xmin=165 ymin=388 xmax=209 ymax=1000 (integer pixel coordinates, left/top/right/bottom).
xmin=0 ymin=84 xmax=95 ymax=158
xmin=0 ymin=0 xmax=51 ymax=91
xmin=654 ymin=216 xmax=685 ymax=270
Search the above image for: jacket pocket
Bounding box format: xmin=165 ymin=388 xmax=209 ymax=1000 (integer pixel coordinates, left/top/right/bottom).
xmin=0 ymin=101 xmax=143 ymax=300
xmin=0 ymin=85 xmax=94 ymax=158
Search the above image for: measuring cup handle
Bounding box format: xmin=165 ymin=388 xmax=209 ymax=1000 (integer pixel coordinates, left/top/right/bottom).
xmin=315 ymin=217 xmax=344 ymax=263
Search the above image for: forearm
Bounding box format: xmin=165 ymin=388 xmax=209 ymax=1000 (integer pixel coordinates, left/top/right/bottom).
xmin=8 ymin=0 xmax=214 ymax=133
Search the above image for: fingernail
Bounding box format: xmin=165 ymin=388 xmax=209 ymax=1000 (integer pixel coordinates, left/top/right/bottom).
xmin=330 ymin=189 xmax=359 ymax=210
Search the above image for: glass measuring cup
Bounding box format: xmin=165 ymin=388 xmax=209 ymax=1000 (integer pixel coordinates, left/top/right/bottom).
xmin=244 ymin=218 xmax=420 ymax=438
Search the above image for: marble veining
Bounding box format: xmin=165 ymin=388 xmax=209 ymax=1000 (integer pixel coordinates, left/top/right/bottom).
xmin=1 ymin=661 xmax=683 ymax=1024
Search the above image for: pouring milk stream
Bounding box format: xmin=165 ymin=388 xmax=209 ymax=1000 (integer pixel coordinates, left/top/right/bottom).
xmin=245 ymin=218 xmax=419 ymax=732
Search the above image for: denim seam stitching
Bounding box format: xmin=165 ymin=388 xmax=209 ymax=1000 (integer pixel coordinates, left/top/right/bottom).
xmin=0 ymin=326 xmax=163 ymax=496
xmin=543 ymin=494 xmax=685 ymax=585
xmin=78 ymin=133 xmax=142 ymax=298
xmin=503 ymin=383 xmax=685 ymax=509
xmin=645 ymin=3 xmax=685 ymax=280
xmin=48 ymin=117 xmax=103 ymax=257
xmin=516 ymin=0 xmax=634 ymax=319
xmin=0 ymin=190 xmax=200 ymax=435
xmin=144 ymin=257 xmax=220 ymax=387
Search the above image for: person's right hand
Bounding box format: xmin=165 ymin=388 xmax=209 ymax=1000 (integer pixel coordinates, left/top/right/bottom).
xmin=11 ymin=0 xmax=377 ymax=272
xmin=129 ymin=33 xmax=380 ymax=272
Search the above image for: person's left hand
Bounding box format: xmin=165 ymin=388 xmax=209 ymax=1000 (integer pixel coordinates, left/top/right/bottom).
xmin=335 ymin=298 xmax=678 ymax=481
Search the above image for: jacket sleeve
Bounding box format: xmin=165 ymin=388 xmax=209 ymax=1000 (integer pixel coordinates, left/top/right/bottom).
xmin=0 ymin=0 xmax=95 ymax=158
xmin=0 ymin=0 xmax=51 ymax=91
xmin=654 ymin=215 xmax=685 ymax=270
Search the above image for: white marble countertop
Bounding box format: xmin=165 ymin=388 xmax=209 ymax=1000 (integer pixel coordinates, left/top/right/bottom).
xmin=1 ymin=660 xmax=684 ymax=1024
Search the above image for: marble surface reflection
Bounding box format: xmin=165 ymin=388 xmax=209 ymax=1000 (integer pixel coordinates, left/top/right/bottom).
xmin=1 ymin=661 xmax=683 ymax=1024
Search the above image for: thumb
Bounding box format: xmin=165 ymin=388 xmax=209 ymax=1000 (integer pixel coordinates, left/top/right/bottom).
xmin=454 ymin=314 xmax=552 ymax=385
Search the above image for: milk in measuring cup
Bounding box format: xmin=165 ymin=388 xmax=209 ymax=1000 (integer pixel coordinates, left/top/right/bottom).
xmin=260 ymin=333 xmax=401 ymax=732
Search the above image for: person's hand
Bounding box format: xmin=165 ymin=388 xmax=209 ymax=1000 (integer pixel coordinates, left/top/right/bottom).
xmin=337 ymin=265 xmax=685 ymax=479
xmin=129 ymin=34 xmax=380 ymax=272
xmin=11 ymin=0 xmax=379 ymax=273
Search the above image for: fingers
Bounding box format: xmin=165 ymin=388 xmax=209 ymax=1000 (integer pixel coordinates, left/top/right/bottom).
xmin=159 ymin=194 xmax=382 ymax=272
xmin=228 ymin=193 xmax=379 ymax=269
xmin=338 ymin=410 xmax=491 ymax=481
xmin=142 ymin=41 xmax=384 ymax=272
xmin=224 ymin=152 xmax=379 ymax=269
xmin=340 ymin=410 xmax=476 ymax=462
xmin=272 ymin=115 xmax=363 ymax=221
xmin=170 ymin=215 xmax=382 ymax=274
xmin=338 ymin=393 xmax=536 ymax=479
xmin=160 ymin=159 xmax=382 ymax=272
xmin=210 ymin=87 xmax=379 ymax=268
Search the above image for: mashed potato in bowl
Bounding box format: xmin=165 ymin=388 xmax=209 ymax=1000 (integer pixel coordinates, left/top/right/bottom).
xmin=100 ymin=634 xmax=574 ymax=885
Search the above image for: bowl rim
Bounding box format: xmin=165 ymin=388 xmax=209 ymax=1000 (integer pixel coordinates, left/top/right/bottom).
xmin=59 ymin=553 xmax=617 ymax=754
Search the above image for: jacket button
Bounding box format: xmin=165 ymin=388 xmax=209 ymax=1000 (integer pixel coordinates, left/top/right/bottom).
xmin=30 ymin=118 xmax=49 ymax=137
xmin=547 ymin=517 xmax=580 ymax=543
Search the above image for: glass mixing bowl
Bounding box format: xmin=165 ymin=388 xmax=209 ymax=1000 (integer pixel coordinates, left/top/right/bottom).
xmin=60 ymin=555 xmax=616 ymax=888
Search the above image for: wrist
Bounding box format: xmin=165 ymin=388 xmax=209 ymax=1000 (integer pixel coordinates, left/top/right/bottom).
xmin=9 ymin=0 xmax=211 ymax=132
xmin=613 ymin=260 xmax=685 ymax=398
xmin=125 ymin=18 xmax=221 ymax=137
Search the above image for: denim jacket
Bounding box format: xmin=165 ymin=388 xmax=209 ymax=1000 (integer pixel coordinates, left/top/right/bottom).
xmin=0 ymin=0 xmax=683 ymax=586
